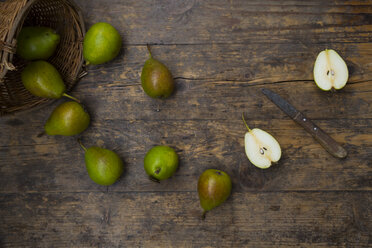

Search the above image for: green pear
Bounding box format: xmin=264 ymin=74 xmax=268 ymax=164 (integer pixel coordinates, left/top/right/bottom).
xmin=144 ymin=145 xmax=178 ymax=181
xmin=198 ymin=169 xmax=232 ymax=219
xmin=44 ymin=101 xmax=90 ymax=136
xmin=79 ymin=141 xmax=124 ymax=186
xmin=21 ymin=60 xmax=79 ymax=101
xmin=83 ymin=22 xmax=122 ymax=65
xmin=141 ymin=45 xmax=174 ymax=98
xmin=17 ymin=26 xmax=60 ymax=60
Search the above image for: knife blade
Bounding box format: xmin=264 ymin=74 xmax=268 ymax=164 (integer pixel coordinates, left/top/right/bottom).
xmin=261 ymin=88 xmax=347 ymax=159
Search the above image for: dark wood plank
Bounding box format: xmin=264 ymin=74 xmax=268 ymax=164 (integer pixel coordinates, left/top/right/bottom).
xmin=78 ymin=79 xmax=372 ymax=121
xmin=81 ymin=42 xmax=372 ymax=120
xmin=1 ymin=0 xmax=371 ymax=246
xmin=0 ymin=192 xmax=370 ymax=247
xmin=1 ymin=43 xmax=370 ymax=193
xmin=2 ymin=43 xmax=372 ymax=122
xmin=0 ymin=117 xmax=371 ymax=192
xmin=85 ymin=42 xmax=372 ymax=84
xmin=78 ymin=0 xmax=372 ymax=45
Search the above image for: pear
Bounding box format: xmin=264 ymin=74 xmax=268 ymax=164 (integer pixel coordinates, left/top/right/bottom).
xmin=44 ymin=101 xmax=90 ymax=136
xmin=83 ymin=22 xmax=122 ymax=65
xmin=17 ymin=26 xmax=60 ymax=60
xmin=198 ymin=169 xmax=232 ymax=219
xmin=313 ymin=49 xmax=349 ymax=91
xmin=141 ymin=45 xmax=174 ymax=98
xmin=144 ymin=145 xmax=178 ymax=182
xmin=79 ymin=141 xmax=124 ymax=186
xmin=21 ymin=61 xmax=79 ymax=101
xmin=242 ymin=114 xmax=281 ymax=169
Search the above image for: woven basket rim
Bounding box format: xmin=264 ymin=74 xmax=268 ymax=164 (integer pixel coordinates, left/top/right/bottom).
xmin=1 ymin=0 xmax=86 ymax=80
xmin=1 ymin=0 xmax=35 ymax=79
xmin=0 ymin=0 xmax=86 ymax=116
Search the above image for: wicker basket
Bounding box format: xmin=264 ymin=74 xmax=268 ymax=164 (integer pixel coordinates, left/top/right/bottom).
xmin=0 ymin=0 xmax=86 ymax=116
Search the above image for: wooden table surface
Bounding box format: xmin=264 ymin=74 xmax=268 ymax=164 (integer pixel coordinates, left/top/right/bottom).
xmin=1 ymin=0 xmax=372 ymax=247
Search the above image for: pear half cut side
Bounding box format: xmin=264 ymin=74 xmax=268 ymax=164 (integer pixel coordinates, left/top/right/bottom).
xmin=313 ymin=49 xmax=348 ymax=91
xmin=244 ymin=128 xmax=281 ymax=169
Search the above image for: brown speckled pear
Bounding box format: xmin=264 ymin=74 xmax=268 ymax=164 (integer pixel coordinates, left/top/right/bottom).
xmin=141 ymin=45 xmax=174 ymax=99
xmin=198 ymin=169 xmax=232 ymax=219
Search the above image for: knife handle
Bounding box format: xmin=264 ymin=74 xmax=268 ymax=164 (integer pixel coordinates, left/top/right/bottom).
xmin=293 ymin=112 xmax=347 ymax=158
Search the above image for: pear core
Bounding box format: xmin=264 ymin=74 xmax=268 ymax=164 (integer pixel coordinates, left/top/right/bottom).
xmin=242 ymin=114 xmax=281 ymax=169
xmin=313 ymin=49 xmax=348 ymax=91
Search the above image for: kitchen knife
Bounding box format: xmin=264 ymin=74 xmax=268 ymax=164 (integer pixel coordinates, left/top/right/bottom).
xmin=261 ymin=88 xmax=347 ymax=158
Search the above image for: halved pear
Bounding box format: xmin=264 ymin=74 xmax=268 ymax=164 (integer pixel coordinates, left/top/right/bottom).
xmin=313 ymin=49 xmax=348 ymax=91
xmin=242 ymin=114 xmax=281 ymax=169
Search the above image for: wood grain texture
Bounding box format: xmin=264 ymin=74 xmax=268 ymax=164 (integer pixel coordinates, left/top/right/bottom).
xmin=0 ymin=0 xmax=371 ymax=246
xmin=0 ymin=118 xmax=371 ymax=193
xmin=78 ymin=0 xmax=372 ymax=44
xmin=0 ymin=192 xmax=371 ymax=247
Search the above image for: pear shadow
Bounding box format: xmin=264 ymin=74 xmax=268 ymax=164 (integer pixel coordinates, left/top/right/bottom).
xmin=169 ymin=76 xmax=181 ymax=99
xmin=173 ymin=145 xmax=183 ymax=173
xmin=238 ymin=160 xmax=267 ymax=191
xmin=238 ymin=155 xmax=285 ymax=191
xmin=345 ymin=60 xmax=357 ymax=78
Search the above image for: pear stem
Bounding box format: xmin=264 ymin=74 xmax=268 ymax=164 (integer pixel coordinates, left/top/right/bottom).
xmin=242 ymin=113 xmax=251 ymax=131
xmin=63 ymin=93 xmax=80 ymax=103
xmin=146 ymin=44 xmax=152 ymax=58
xmin=77 ymin=138 xmax=87 ymax=152
xmin=149 ymin=176 xmax=160 ymax=183
xmin=201 ymin=211 xmax=207 ymax=220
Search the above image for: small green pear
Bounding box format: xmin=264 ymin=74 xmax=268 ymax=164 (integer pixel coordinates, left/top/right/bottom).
xmin=17 ymin=26 xmax=60 ymax=60
xmin=21 ymin=60 xmax=79 ymax=101
xmin=44 ymin=101 xmax=90 ymax=136
xmin=144 ymin=145 xmax=178 ymax=181
xmin=198 ymin=169 xmax=232 ymax=219
xmin=83 ymin=22 xmax=122 ymax=65
xmin=79 ymin=141 xmax=124 ymax=186
xmin=141 ymin=45 xmax=174 ymax=98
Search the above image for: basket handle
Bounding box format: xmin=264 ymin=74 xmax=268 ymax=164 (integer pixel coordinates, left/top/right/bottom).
xmin=0 ymin=40 xmax=17 ymax=71
xmin=0 ymin=60 xmax=16 ymax=71
xmin=0 ymin=40 xmax=16 ymax=54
